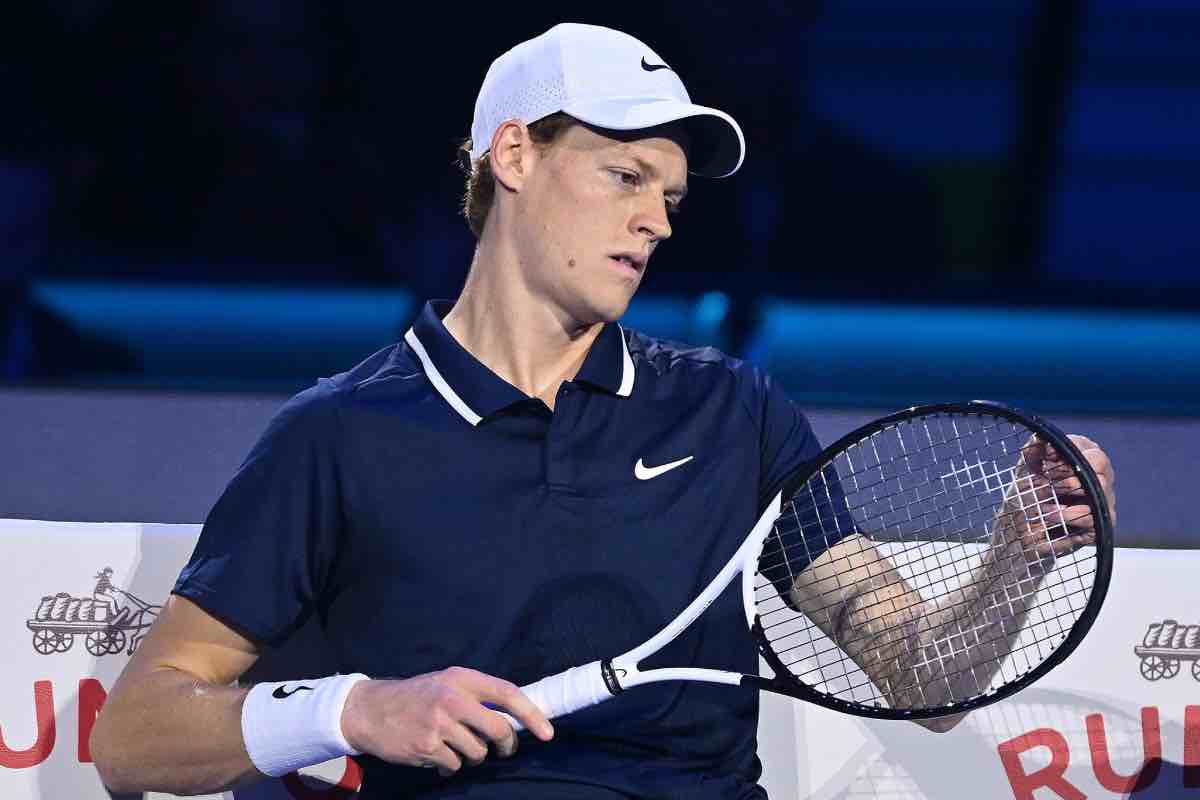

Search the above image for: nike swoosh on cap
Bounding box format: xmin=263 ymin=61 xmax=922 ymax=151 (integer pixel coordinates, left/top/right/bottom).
xmin=640 ymin=57 xmax=672 ymax=73
xmin=634 ymin=455 xmax=693 ymax=480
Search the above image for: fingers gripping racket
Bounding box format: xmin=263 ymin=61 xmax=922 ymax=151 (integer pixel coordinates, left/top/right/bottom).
xmin=500 ymin=401 xmax=1112 ymax=729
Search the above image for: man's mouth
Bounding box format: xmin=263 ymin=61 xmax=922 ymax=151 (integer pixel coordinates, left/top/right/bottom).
xmin=609 ymin=253 xmax=645 ymax=274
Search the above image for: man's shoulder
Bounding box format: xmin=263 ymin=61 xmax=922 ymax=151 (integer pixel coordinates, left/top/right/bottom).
xmin=327 ymin=341 xmax=424 ymax=396
xmin=273 ymin=342 xmax=424 ymax=425
xmin=623 ymin=326 xmax=757 ymax=388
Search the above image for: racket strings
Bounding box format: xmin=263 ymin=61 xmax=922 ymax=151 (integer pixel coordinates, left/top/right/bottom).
xmin=755 ymin=426 xmax=1041 ymax=584
xmin=759 ymin=555 xmax=1083 ymax=708
xmin=758 ymin=417 xmax=1085 ymax=579
xmin=811 ymin=601 xmax=1092 ymax=707
xmin=757 ymin=476 xmax=1076 ymax=639
xmin=779 ymin=530 xmax=1082 ymax=700
xmin=751 ymin=411 xmax=1100 ymax=711
xmin=836 ymin=415 xmax=1023 ymax=496
xmin=759 ymin=487 xmax=1042 ymax=593
xmin=796 ymin=618 xmax=1070 ymax=710
xmin=776 ymin=575 xmax=1096 ymax=689
xmin=778 ymin=538 xmax=1082 ymax=703
xmin=816 ymin=423 xmax=1031 ymax=534
xmin=758 ymin=562 xmax=1096 ymax=664
xmin=758 ymin=492 xmax=1079 ymax=635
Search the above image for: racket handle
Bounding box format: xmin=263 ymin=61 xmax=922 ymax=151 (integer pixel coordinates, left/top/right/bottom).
xmin=498 ymin=660 xmax=613 ymax=732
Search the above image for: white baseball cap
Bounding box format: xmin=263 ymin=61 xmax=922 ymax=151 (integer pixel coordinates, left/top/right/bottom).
xmin=469 ymin=23 xmax=745 ymax=178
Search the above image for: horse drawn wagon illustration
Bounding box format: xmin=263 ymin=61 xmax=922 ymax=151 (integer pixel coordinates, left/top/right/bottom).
xmin=1134 ymin=619 xmax=1200 ymax=681
xmin=25 ymin=568 xmax=161 ymax=657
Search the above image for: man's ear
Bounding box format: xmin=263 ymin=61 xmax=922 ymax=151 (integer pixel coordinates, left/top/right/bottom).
xmin=489 ymin=119 xmax=534 ymax=193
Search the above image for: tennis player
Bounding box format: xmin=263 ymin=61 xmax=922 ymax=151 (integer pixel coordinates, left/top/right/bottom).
xmin=90 ymin=23 xmax=1115 ymax=799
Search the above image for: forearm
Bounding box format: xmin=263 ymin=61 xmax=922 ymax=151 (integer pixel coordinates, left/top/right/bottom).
xmin=894 ymin=510 xmax=1050 ymax=705
xmin=90 ymin=667 xmax=261 ymax=795
xmin=798 ymin=439 xmax=1105 ymax=715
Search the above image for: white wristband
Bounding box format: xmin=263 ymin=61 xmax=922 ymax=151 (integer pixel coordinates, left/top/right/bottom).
xmin=240 ymin=673 xmax=370 ymax=777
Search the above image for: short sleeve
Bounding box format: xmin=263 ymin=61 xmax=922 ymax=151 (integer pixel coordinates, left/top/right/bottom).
xmin=748 ymin=366 xmax=821 ymax=510
xmin=173 ymin=381 xmax=343 ymax=647
xmin=740 ymin=364 xmax=853 ymax=578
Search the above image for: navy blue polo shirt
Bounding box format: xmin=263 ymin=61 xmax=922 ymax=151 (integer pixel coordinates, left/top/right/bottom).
xmin=174 ymin=300 xmax=824 ymax=799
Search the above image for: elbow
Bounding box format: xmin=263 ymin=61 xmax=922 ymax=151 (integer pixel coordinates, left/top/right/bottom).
xmin=89 ymin=713 xmax=240 ymax=798
xmin=912 ymin=710 xmax=969 ymax=733
xmin=89 ymin=719 xmax=128 ymax=794
xmin=89 ymin=710 xmax=146 ymax=795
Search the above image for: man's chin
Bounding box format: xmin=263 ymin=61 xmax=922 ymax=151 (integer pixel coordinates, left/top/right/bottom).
xmin=555 ymin=276 xmax=641 ymax=328
xmin=591 ymin=292 xmax=636 ymax=325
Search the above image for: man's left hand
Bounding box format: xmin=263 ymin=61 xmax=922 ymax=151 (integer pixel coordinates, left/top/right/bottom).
xmin=1016 ymin=434 xmax=1116 ymax=560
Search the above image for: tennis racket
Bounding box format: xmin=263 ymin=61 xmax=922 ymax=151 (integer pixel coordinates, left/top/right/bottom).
xmin=500 ymin=401 xmax=1112 ymax=727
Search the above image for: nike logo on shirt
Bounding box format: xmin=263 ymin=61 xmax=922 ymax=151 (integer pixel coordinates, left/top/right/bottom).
xmin=634 ymin=455 xmax=693 ymax=480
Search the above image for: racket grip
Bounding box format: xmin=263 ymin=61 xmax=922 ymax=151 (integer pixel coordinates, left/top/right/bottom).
xmin=498 ymin=660 xmax=613 ymax=733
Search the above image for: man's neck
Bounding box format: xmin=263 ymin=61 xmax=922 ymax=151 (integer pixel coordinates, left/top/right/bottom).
xmin=442 ymin=240 xmax=602 ymax=410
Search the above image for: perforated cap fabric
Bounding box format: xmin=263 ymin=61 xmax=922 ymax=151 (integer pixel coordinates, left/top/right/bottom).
xmin=469 ymin=23 xmax=745 ymax=178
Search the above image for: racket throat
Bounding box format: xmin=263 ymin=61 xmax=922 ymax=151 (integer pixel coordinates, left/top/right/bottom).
xmin=600 ymin=659 xmax=625 ymax=695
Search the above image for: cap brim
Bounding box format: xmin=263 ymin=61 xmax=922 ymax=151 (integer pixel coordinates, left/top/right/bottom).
xmin=561 ymin=98 xmax=745 ymax=178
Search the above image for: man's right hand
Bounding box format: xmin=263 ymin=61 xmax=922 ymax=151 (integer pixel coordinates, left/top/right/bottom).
xmin=340 ymin=667 xmax=555 ymax=777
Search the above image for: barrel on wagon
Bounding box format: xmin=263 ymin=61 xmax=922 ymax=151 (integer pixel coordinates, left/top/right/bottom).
xmin=1135 ymin=618 xmax=1200 ymax=681
xmin=25 ymin=589 xmax=158 ymax=657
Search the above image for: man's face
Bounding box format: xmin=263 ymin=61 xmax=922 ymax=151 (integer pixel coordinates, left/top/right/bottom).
xmin=511 ymin=123 xmax=688 ymax=326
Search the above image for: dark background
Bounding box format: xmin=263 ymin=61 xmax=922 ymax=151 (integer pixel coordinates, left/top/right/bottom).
xmin=2 ymin=1 xmax=1198 ymax=407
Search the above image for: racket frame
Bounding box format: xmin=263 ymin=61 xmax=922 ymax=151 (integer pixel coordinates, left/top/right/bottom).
xmin=745 ymin=400 xmax=1114 ymax=719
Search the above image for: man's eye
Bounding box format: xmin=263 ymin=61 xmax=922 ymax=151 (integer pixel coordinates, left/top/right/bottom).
xmin=612 ymin=169 xmax=640 ymax=186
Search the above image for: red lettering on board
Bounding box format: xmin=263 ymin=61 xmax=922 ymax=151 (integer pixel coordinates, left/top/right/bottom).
xmin=77 ymin=678 xmax=107 ymax=763
xmin=0 ymin=680 xmax=56 ymax=769
xmin=1185 ymin=705 xmax=1200 ymax=788
xmin=997 ymin=727 xmax=1086 ymax=800
xmin=281 ymin=758 xmax=363 ymax=799
xmin=1087 ymin=707 xmax=1161 ymax=793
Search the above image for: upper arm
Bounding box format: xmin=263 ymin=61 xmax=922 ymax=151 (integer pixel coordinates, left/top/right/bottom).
xmin=172 ymin=383 xmax=344 ymax=647
xmin=117 ymin=594 xmax=260 ymax=687
xmin=748 ymin=366 xmax=821 ymax=510
xmin=788 ymin=534 xmax=923 ymax=662
xmin=788 ymin=534 xmax=878 ymax=639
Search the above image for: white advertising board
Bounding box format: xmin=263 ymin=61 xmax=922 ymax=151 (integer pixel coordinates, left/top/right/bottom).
xmin=0 ymin=520 xmax=1189 ymax=799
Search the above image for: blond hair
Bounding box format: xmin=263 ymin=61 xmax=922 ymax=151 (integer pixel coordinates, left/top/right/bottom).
xmin=458 ymin=112 xmax=577 ymax=238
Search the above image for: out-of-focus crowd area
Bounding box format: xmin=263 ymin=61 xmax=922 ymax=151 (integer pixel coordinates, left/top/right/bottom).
xmin=2 ymin=1 xmax=1197 ymax=406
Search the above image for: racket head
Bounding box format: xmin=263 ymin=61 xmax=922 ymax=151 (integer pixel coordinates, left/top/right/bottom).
xmin=745 ymin=400 xmax=1113 ymax=720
